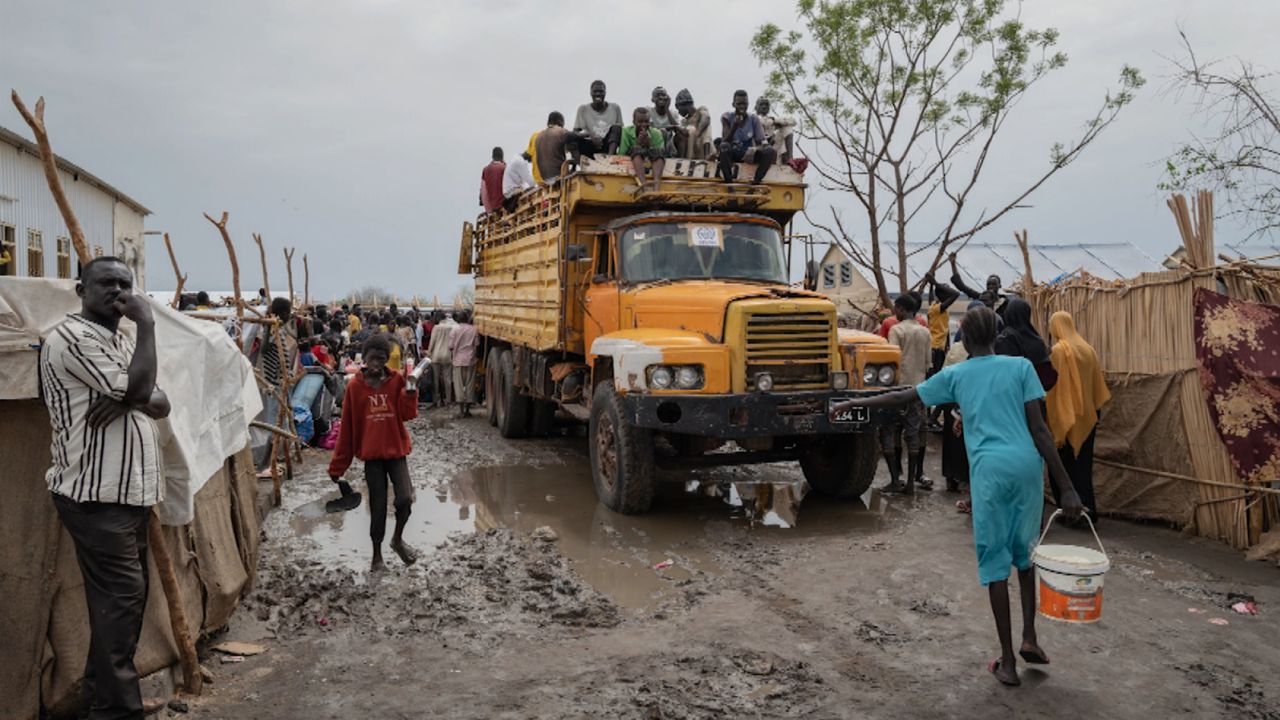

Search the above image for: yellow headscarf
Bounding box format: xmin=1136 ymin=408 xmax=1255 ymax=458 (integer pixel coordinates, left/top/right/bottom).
xmin=1046 ymin=311 xmax=1111 ymax=451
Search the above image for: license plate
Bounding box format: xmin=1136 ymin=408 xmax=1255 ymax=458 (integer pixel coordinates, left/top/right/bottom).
xmin=828 ymin=400 xmax=868 ymax=424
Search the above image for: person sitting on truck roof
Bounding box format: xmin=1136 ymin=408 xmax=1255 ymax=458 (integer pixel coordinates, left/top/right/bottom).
xmin=534 ymin=112 xmax=572 ymax=183
xmin=501 ymin=151 xmax=536 ymax=212
xmin=717 ymin=90 xmax=777 ymax=184
xmin=479 ymin=147 xmax=506 ymax=214
xmin=571 ymin=80 xmax=623 ymax=162
xmin=649 ymin=87 xmax=680 ymax=157
xmin=618 ymin=107 xmax=667 ymax=192
xmin=675 ymin=88 xmax=713 ymax=160
xmin=755 ymin=96 xmax=796 ymax=163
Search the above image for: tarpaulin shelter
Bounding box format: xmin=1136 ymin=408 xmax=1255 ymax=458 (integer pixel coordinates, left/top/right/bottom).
xmin=0 ymin=278 xmax=264 ymax=718
xmin=1026 ymin=192 xmax=1280 ymax=552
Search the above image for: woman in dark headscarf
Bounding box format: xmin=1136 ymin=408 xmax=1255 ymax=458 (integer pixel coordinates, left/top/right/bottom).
xmin=995 ymin=298 xmax=1057 ymax=392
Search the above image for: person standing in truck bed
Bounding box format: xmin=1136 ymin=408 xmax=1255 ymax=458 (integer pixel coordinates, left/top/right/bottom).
xmin=534 ymin=111 xmax=572 ymax=183
xmin=479 ymin=147 xmax=506 ymax=214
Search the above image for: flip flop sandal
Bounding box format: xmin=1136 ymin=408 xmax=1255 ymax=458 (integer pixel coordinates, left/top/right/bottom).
xmin=1019 ymin=647 xmax=1050 ymax=665
xmin=988 ymin=659 xmax=1021 ymax=687
xmin=325 ymin=492 xmax=363 ymax=513
xmin=955 ymin=500 xmax=971 ymax=514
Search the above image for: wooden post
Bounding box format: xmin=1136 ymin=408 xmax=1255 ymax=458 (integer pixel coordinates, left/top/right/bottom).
xmin=147 ymin=511 xmax=202 ymax=695
xmin=252 ymin=233 xmax=270 ymax=300
xmin=303 ymin=254 xmax=310 ymax=308
xmin=10 ymin=91 xmax=90 ymax=265
xmin=203 ymin=212 xmax=244 ymax=344
xmin=163 ymin=233 xmax=187 ymax=309
xmin=283 ymin=247 xmax=296 ymax=306
xmin=1014 ymin=229 xmax=1034 ymax=289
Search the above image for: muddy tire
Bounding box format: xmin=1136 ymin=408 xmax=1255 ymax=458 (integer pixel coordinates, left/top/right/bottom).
xmin=485 ymin=347 xmax=499 ymax=427
xmin=496 ymin=349 xmax=530 ymax=439
xmin=799 ymin=432 xmax=878 ymax=499
xmin=528 ymin=399 xmax=556 ymax=437
xmin=589 ymin=382 xmax=655 ymax=514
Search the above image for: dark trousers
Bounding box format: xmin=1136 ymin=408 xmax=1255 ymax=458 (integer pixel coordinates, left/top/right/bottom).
xmin=879 ymin=400 xmax=925 ymax=452
xmin=718 ymin=143 xmax=777 ymax=183
xmin=1054 ymin=421 xmax=1099 ymax=517
xmin=941 ymin=405 xmax=969 ymax=484
xmin=364 ymin=457 xmax=414 ymax=544
xmin=569 ymin=126 xmax=622 ymax=159
xmin=52 ymin=494 xmax=150 ymax=720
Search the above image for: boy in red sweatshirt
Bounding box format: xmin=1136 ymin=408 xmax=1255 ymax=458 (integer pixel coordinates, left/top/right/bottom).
xmin=328 ymin=334 xmax=420 ymax=571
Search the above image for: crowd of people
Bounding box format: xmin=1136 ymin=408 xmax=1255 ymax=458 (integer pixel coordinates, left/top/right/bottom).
xmin=479 ymin=81 xmax=801 ymax=207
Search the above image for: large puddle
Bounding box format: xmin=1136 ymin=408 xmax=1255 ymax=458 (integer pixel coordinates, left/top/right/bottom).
xmin=289 ymin=452 xmax=895 ymax=609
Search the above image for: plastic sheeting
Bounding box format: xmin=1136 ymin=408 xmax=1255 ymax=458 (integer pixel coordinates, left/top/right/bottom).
xmin=0 ymin=277 xmax=261 ymax=525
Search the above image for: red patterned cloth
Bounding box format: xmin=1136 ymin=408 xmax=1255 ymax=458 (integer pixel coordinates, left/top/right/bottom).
xmin=1193 ymin=288 xmax=1280 ymax=483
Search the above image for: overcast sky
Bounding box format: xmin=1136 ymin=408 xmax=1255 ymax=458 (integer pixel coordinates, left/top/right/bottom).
xmin=4 ymin=0 xmax=1277 ymax=301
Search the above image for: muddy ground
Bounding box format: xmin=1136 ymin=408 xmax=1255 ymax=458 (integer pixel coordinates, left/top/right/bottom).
xmin=176 ymin=410 xmax=1279 ymax=719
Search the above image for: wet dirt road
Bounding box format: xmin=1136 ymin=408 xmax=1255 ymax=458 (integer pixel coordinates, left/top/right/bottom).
xmin=186 ymin=411 xmax=1280 ymax=719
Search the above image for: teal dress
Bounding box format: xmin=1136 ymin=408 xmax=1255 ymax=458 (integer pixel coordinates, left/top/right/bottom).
xmin=916 ymin=355 xmax=1046 ymax=585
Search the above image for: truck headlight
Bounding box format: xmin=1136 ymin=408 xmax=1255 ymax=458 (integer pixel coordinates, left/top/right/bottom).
xmin=755 ymin=372 xmax=774 ymax=392
xmin=650 ymin=366 xmax=674 ymax=389
xmin=863 ymin=366 xmax=877 ymax=385
xmin=674 ymin=365 xmax=704 ymax=390
xmin=831 ymin=371 xmax=849 ymax=390
xmin=877 ymin=366 xmax=896 ymax=385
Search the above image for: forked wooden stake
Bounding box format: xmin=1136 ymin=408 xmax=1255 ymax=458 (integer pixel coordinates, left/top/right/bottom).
xmin=283 ymin=247 xmax=296 ymax=306
xmin=1014 ymin=229 xmax=1034 ymax=289
xmin=163 ymin=233 xmax=187 ymax=309
xmin=203 ymin=212 xmax=243 ymax=344
xmin=252 ymin=233 xmax=270 ymax=300
xmin=303 ymin=254 xmax=310 ymax=307
xmin=10 ymin=91 xmax=90 ymax=265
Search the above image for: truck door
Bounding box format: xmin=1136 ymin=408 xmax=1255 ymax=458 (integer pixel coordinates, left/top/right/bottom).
xmin=583 ymin=232 xmax=620 ymax=357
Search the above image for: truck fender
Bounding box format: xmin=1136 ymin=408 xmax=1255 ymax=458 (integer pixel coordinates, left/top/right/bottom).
xmin=589 ymin=336 xmax=665 ymax=393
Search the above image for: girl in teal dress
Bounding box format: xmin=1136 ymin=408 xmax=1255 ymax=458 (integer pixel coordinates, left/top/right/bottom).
xmin=832 ymin=306 xmax=1084 ymax=687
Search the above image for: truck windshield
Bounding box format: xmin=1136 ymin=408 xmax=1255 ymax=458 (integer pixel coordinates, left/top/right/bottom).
xmin=619 ymin=222 xmax=787 ymax=284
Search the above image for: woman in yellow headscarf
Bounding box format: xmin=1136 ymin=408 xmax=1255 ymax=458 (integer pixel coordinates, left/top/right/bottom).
xmin=1045 ymin=311 xmax=1111 ymax=519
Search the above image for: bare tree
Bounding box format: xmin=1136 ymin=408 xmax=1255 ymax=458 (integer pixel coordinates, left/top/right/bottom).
xmin=10 ymin=92 xmax=91 ymax=265
xmin=752 ymin=0 xmax=1143 ymax=304
xmin=1161 ymin=29 xmax=1279 ymax=241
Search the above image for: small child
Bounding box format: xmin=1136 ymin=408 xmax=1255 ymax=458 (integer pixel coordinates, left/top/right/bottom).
xmin=327 ymin=334 xmax=420 ymax=571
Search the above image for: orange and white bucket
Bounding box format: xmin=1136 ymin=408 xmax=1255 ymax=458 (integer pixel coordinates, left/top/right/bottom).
xmin=1032 ymin=510 xmax=1110 ymax=623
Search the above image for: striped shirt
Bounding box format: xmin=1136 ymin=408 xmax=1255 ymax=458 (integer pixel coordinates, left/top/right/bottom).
xmin=39 ymin=314 xmax=163 ymax=506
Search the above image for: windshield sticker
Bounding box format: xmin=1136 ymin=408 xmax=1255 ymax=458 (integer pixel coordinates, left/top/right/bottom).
xmin=633 ymin=231 xmax=646 ymax=240
xmin=690 ymin=226 xmax=722 ymax=248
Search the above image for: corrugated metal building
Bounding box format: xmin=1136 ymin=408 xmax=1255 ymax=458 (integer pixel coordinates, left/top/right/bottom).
xmin=0 ymin=125 xmax=150 ymax=287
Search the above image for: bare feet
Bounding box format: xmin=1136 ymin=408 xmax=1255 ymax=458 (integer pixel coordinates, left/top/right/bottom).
xmin=390 ymin=538 xmax=418 ymax=566
xmin=1020 ymin=640 xmax=1050 ymax=664
xmin=371 ymin=550 xmax=386 ymax=573
xmin=989 ymin=657 xmax=1021 ymax=686
xmin=143 ymin=697 xmax=167 ymax=715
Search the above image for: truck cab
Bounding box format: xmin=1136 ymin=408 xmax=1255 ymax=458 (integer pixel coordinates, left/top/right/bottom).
xmin=461 ymin=156 xmax=901 ymax=513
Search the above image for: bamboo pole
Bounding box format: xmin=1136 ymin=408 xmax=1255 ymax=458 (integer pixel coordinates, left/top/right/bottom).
xmin=283 ymin=247 xmax=296 ymax=306
xmin=10 ymin=91 xmax=90 ymax=265
xmin=163 ymin=233 xmax=187 ymax=309
xmin=203 ymin=212 xmax=244 ymax=345
xmin=147 ymin=511 xmax=202 ymax=695
xmin=303 ymin=254 xmax=310 ymax=308
xmin=252 ymin=233 xmax=270 ymax=300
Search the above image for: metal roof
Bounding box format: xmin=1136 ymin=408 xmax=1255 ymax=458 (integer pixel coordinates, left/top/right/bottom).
xmin=858 ymin=240 xmax=1161 ymax=288
xmin=0 ymin=125 xmax=151 ymax=215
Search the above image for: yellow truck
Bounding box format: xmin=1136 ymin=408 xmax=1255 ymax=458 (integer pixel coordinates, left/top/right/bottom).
xmin=459 ymin=155 xmax=901 ymax=513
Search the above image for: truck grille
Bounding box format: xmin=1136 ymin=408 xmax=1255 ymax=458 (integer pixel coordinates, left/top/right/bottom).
xmin=744 ymin=311 xmax=833 ymax=391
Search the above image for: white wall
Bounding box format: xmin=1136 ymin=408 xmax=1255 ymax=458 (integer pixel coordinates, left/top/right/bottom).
xmin=0 ymin=140 xmax=144 ymax=283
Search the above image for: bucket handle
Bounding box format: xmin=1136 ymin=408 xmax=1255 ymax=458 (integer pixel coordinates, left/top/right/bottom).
xmin=1036 ymin=509 xmax=1107 ymax=558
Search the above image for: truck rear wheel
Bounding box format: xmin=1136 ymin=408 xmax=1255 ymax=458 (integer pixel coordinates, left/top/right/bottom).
xmin=589 ymin=383 xmax=655 ymax=514
xmin=799 ymin=433 xmax=878 ymax=500
xmin=485 ymin=347 xmax=499 ymax=427
xmin=496 ymin=349 xmax=530 ymax=439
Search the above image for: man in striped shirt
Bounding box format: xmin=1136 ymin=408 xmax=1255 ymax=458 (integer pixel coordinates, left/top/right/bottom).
xmin=40 ymin=256 xmax=170 ymax=720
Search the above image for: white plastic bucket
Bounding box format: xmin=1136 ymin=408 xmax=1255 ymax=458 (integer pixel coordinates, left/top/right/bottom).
xmin=1032 ymin=510 xmax=1110 ymax=623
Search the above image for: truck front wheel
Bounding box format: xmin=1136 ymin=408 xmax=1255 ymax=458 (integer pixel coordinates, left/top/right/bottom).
xmin=589 ymin=383 xmax=656 ymax=514
xmin=798 ymin=433 xmax=878 ymax=500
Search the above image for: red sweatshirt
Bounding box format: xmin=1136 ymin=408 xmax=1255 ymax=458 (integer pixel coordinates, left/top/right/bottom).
xmin=328 ymin=370 xmax=418 ymax=477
